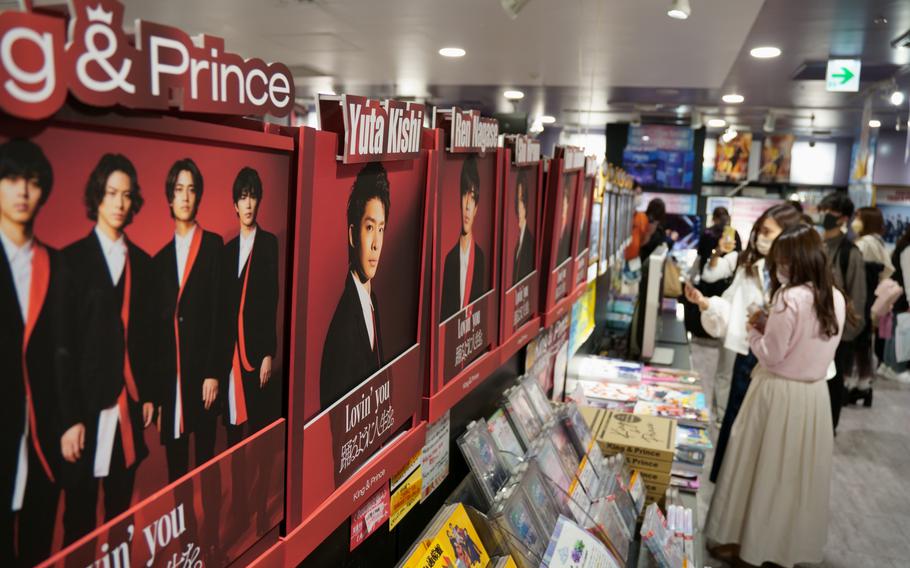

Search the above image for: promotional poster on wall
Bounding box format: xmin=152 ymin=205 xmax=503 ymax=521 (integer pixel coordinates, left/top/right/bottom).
xmin=286 ymin=95 xmax=431 ymax=527
xmin=714 ymin=132 xmax=752 ymax=183
xmin=758 ymin=134 xmax=795 ymax=183
xmin=622 ymin=125 xmax=695 ymax=190
xmin=500 ymin=135 xmax=542 ymax=350
xmin=428 ymin=108 xmax=502 ymax=399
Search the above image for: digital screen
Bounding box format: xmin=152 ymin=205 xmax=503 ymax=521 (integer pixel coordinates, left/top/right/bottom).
xmin=622 ymin=125 xmax=695 ymax=190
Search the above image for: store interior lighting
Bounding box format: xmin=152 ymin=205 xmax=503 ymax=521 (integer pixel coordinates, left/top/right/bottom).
xmin=438 ymin=47 xmax=466 ymax=58
xmin=667 ymin=0 xmax=691 ymax=20
xmin=504 ymin=90 xmax=525 ymax=100
xmin=707 ymin=118 xmax=727 ymax=128
xmin=749 ymin=46 xmax=781 ymax=58
xmin=722 ymin=94 xmax=744 ymax=104
xmin=891 ymin=90 xmax=905 ymax=106
xmin=869 ymin=119 xmax=882 ymax=128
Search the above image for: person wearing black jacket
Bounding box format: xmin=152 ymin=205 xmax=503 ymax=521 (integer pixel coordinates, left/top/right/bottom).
xmin=0 ymin=140 xmax=72 ymax=565
xmin=512 ymin=170 xmax=535 ymax=285
xmin=62 ymin=154 xmax=156 ymax=545
xmin=440 ymin=156 xmax=486 ymax=320
xmin=153 ymin=159 xmax=224 ymax=482
xmin=639 ymin=198 xmax=672 ymax=261
xmin=555 ymin=177 xmax=572 ymax=264
xmin=223 ymin=167 xmax=279 ymax=441
xmin=320 ymin=162 xmax=390 ymax=410
xmin=575 ymin=188 xmax=590 ymax=257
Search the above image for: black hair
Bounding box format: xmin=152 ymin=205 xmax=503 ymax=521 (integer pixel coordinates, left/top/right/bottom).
xmin=232 ymin=166 xmax=263 ymax=203
xmin=818 ymin=193 xmax=854 ymax=219
xmin=83 ymin=153 xmax=143 ymax=224
xmin=0 ymin=139 xmax=53 ymax=205
xmin=347 ymin=162 xmax=391 ymax=266
xmin=787 ymin=199 xmax=804 ymax=213
xmin=514 ymin=169 xmax=529 ymax=216
xmin=460 ymin=155 xmax=480 ymax=203
xmin=165 ymin=158 xmax=204 ymax=217
xmin=645 ymin=198 xmax=666 ymax=224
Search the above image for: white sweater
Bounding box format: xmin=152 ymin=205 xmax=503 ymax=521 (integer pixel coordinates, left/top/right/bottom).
xmin=701 ymin=259 xmax=767 ymax=355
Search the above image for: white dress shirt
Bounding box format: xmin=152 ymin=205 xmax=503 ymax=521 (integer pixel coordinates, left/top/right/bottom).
xmin=352 ymin=271 xmax=376 ymax=349
xmin=238 ymin=226 xmax=256 ymax=277
xmin=1 ymin=231 xmax=33 ymax=511
xmin=173 ymin=224 xmax=197 ymax=439
xmin=92 ymin=226 xmax=128 ymax=478
xmin=459 ymin=236 xmax=472 ymax=307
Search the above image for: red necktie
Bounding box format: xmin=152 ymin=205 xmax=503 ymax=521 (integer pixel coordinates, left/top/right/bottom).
xmin=21 ymin=242 xmax=54 ymax=482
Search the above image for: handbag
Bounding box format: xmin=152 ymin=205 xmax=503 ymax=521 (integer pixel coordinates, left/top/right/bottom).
xmin=663 ymin=257 xmax=682 ymax=298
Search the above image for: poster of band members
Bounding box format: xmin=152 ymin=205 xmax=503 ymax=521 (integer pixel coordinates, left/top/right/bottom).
xmin=0 ymin=115 xmax=289 ymax=565
xmin=571 ymin=170 xmax=595 ymax=289
xmin=500 ymin=139 xmax=542 ymax=342
xmin=287 ymin=106 xmax=429 ymax=527
xmin=541 ymin=148 xmax=583 ymax=316
xmin=758 ymin=134 xmax=795 ymax=183
xmin=713 ymin=132 xmax=752 ymax=183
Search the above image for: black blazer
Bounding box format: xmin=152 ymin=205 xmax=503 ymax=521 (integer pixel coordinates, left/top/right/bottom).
xmin=440 ymin=241 xmax=486 ymax=320
xmin=63 ymin=232 xmax=155 ymax=461
xmin=222 ymin=229 xmax=279 ymax=374
xmin=576 ymin=216 xmax=589 ymax=256
xmin=512 ymin=227 xmax=535 ymax=286
xmin=556 ymin=228 xmax=571 ymax=265
xmin=153 ymin=229 xmax=225 ymax=439
xmin=320 ymin=273 xmax=383 ymax=410
xmin=0 ymin=243 xmax=71 ymax=502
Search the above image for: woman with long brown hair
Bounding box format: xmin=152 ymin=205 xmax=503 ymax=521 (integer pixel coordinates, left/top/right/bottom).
xmin=706 ymin=224 xmax=850 ymax=567
xmin=684 ymin=202 xmax=802 ymax=481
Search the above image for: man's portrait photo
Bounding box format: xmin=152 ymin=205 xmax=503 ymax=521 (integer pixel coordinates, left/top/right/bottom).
xmin=512 ymin=169 xmax=535 ymax=286
xmin=440 ymin=156 xmax=486 ymax=319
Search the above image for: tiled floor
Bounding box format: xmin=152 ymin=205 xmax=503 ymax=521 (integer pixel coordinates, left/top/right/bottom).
xmin=690 ymin=339 xmax=910 ymax=568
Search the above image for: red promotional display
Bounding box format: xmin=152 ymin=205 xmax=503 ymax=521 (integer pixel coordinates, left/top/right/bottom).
xmin=569 ymin=156 xmax=598 ymax=292
xmin=499 ymin=135 xmax=543 ymax=362
xmin=284 ymin=95 xmax=433 ymax=535
xmin=540 ymin=146 xmax=585 ymax=326
xmin=424 ymin=109 xmax=503 ymax=420
xmin=0 ymin=111 xmax=294 ymax=566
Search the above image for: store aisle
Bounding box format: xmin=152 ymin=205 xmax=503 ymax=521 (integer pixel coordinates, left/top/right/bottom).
xmin=692 ymin=341 xmax=910 ymax=567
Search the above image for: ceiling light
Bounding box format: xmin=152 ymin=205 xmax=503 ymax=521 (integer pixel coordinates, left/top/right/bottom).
xmin=869 ymin=119 xmax=882 ymax=128
xmin=750 ymin=46 xmax=781 ymax=59
xmin=642 ymin=135 xmax=651 ymax=142
xmin=707 ymin=118 xmax=727 ymax=128
xmin=667 ymin=0 xmax=690 ymax=20
xmin=438 ymin=47 xmax=466 ymax=58
xmin=504 ymin=90 xmax=525 ymax=100
xmin=721 ymin=128 xmax=738 ymax=143
xmin=722 ymin=93 xmax=744 ymax=104
xmin=540 ymin=115 xmax=556 ymax=124
xmin=890 ymin=90 xmax=905 ymax=106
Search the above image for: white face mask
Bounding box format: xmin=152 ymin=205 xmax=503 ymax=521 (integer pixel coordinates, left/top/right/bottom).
xmin=756 ymin=234 xmax=773 ymax=256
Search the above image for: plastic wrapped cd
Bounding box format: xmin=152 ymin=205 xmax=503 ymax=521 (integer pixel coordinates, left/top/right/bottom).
xmin=491 ymin=485 xmax=548 ymax=565
xmin=513 ymin=461 xmax=562 ymax=534
xmin=529 ymin=438 xmax=572 ymax=496
xmin=559 ymin=402 xmax=593 ymax=455
xmin=503 ymin=385 xmax=544 ymax=447
xmin=487 ymin=408 xmax=526 ymax=472
xmin=549 ymin=422 xmax=582 ymax=477
xmin=519 ymin=375 xmax=555 ymax=424
xmin=457 ymin=419 xmax=511 ymax=506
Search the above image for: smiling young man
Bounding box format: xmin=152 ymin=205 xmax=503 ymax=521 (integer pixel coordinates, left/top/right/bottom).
xmin=512 ymin=170 xmax=535 ymax=286
xmin=440 ymin=156 xmax=486 ymax=320
xmin=62 ymin=153 xmax=156 ymax=544
xmin=319 ymin=162 xmax=391 ymax=411
xmin=153 ymin=158 xmax=225 ymax=482
xmin=222 ymin=167 xmax=279 ymax=443
xmin=0 ymin=140 xmax=72 ymax=564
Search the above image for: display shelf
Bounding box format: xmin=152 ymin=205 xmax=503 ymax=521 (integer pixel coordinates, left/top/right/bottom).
xmin=541 ymin=284 xmax=586 ymax=328
xmin=498 ymin=315 xmax=542 ymax=364
xmin=250 ymin=422 xmax=428 ymax=568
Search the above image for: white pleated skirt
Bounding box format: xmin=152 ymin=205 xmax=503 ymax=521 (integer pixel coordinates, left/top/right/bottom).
xmin=704 ymin=366 xmax=833 ymax=567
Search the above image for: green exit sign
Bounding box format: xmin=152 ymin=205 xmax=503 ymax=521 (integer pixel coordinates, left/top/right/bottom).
xmin=826 ymin=59 xmax=861 ymax=92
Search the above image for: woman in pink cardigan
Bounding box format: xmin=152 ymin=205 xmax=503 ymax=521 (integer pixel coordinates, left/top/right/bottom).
xmin=706 ymin=224 xmax=853 ymax=568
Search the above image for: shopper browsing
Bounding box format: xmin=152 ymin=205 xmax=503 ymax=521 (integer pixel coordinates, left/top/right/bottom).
xmin=638 ymin=198 xmax=672 ymax=261
xmin=815 ymin=194 xmax=866 ymax=430
xmin=705 ymin=224 xmax=850 ymax=568
xmin=683 ymin=203 xmax=802 ymax=482
xmin=848 ymin=207 xmax=894 ymax=405
xmin=879 ymin=225 xmax=910 ymax=383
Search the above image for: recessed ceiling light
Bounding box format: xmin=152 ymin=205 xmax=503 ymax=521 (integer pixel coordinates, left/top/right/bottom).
xmin=869 ymin=119 xmax=882 ymax=128
xmin=504 ymin=90 xmax=525 ymax=100
xmin=750 ymin=46 xmax=781 ymax=59
xmin=642 ymin=135 xmax=651 ymax=142
xmin=707 ymin=118 xmax=727 ymax=128
xmin=667 ymin=0 xmax=690 ymax=20
xmin=722 ymin=93 xmax=744 ymax=104
xmin=540 ymin=115 xmax=556 ymax=124
xmin=438 ymin=47 xmax=466 ymax=58
xmin=890 ymin=91 xmax=905 ymax=106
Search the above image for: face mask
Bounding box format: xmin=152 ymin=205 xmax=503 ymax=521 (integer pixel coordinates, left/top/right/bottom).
xmin=756 ymin=234 xmax=773 ymax=256
xmin=851 ymin=219 xmax=863 ymax=235
xmin=821 ymin=213 xmax=840 ymax=231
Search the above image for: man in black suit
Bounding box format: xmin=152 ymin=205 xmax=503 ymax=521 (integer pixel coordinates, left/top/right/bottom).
xmin=0 ymin=140 xmax=71 ymax=565
xmin=223 ymin=167 xmax=279 ymax=442
xmin=556 ymin=177 xmax=572 ymax=264
xmin=512 ymin=170 xmax=534 ymax=286
xmin=440 ymin=156 xmax=486 ymax=319
xmin=575 ymin=188 xmax=590 ymax=256
xmin=153 ymin=158 xmax=224 ymax=482
xmin=320 ymin=162 xmax=390 ymax=411
xmin=62 ymin=154 xmax=156 ymax=545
